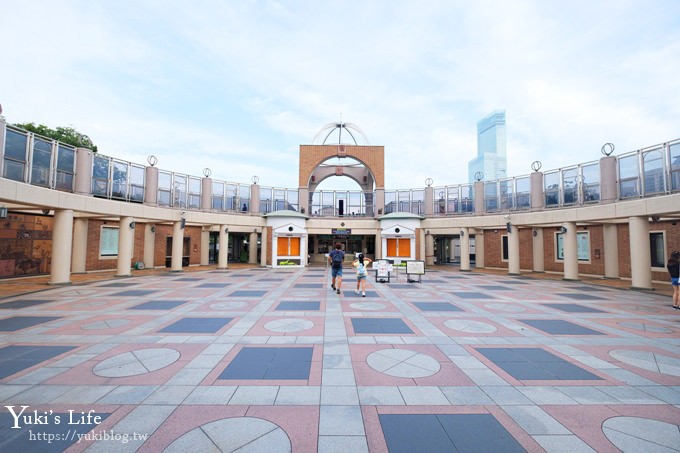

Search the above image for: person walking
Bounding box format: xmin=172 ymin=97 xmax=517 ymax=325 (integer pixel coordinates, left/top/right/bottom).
xmin=353 ymin=253 xmax=372 ymax=297
xmin=328 ymin=243 xmax=345 ymax=294
xmin=667 ymin=250 xmax=680 ymax=309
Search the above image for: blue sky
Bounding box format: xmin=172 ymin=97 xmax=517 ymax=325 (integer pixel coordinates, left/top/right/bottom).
xmin=2 ymin=0 xmax=679 ymax=190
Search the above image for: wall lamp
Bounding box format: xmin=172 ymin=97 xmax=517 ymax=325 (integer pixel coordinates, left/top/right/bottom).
xmin=180 ymin=218 xmax=186 ymax=229
xmin=129 ymin=221 xmax=136 ymax=230
xmin=0 ymin=207 xmax=7 ymax=219
xmin=150 ymin=225 xmax=156 ymax=233
xmin=560 ymin=226 xmax=567 ymax=234
xmin=506 ymin=222 xmax=512 ymax=233
xmin=460 ymin=230 xmax=465 ymax=237
xmin=224 ymin=227 xmax=229 ymax=233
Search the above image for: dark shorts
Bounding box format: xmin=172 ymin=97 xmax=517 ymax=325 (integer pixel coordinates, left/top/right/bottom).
xmin=332 ymin=266 xmax=343 ymax=278
xmin=672 ymin=277 xmax=679 ymax=286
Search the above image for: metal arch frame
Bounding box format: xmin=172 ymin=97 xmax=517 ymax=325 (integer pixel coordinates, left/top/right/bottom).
xmin=312 ymin=122 xmax=370 ymax=145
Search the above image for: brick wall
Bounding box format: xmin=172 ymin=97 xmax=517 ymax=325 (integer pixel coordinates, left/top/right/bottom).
xmin=152 ymin=224 xmax=202 ymax=268
xmin=299 ymin=145 xmax=385 ymax=188
xmin=85 ymin=220 xmax=145 ymax=271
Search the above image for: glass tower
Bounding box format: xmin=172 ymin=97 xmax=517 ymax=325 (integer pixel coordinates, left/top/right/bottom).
xmin=468 ymin=110 xmax=507 ymax=182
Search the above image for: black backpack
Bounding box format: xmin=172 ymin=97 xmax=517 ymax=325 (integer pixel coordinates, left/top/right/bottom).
xmin=331 ymin=250 xmax=344 ymax=269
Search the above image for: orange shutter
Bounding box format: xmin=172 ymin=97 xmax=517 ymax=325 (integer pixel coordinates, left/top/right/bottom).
xmin=397 ymin=238 xmax=410 ymax=257
xmin=289 ymin=237 xmax=300 ymax=256
xmin=277 ymin=237 xmax=289 ymax=255
xmin=386 ymin=238 xmax=398 ymax=257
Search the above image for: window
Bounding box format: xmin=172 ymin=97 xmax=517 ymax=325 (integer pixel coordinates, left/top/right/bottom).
xmin=386 ymin=238 xmax=410 ymax=257
xmin=650 ymin=232 xmax=665 ymax=268
xmin=100 ymin=226 xmax=119 ymax=257
xmin=556 ymin=232 xmax=590 ymax=261
xmin=277 ymin=237 xmax=300 ymax=256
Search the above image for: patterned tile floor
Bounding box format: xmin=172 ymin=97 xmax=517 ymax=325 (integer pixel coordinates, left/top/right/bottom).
xmin=0 ymin=266 xmax=679 ymax=452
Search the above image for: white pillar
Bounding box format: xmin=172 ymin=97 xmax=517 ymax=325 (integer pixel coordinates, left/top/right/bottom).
xmin=171 ymin=220 xmax=184 ymax=272
xmin=375 ymin=231 xmax=382 ymax=260
xmin=603 ymin=224 xmax=620 ymax=279
xmin=260 ymin=226 xmax=268 ymax=267
xmin=629 ymin=216 xmax=653 ymax=289
xmin=200 ymin=228 xmax=210 ymax=266
xmin=474 ymin=231 xmax=485 ymax=268
xmin=532 ymin=228 xmax=545 ymax=272
xmin=425 ymin=233 xmax=434 ymax=265
xmin=249 ymin=232 xmax=258 ymax=264
xmin=218 ymin=225 xmax=229 ymax=269
xmin=50 ymin=210 xmax=74 ymax=285
xmin=563 ymin=222 xmax=579 ymax=281
xmin=460 ymin=228 xmax=470 ymax=271
xmin=144 ymin=224 xmax=155 ymax=269
xmin=71 ymin=218 xmax=88 ymax=273
xmin=508 ymin=225 xmax=520 ymax=275
xmin=116 ymin=216 xmax=134 ymax=277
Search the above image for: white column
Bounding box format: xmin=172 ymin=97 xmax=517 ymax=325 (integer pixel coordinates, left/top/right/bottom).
xmin=50 ymin=210 xmax=74 ymax=285
xmin=143 ymin=224 xmax=155 ymax=269
xmin=425 ymin=233 xmax=434 ymax=265
xmin=508 ymin=225 xmax=520 ymax=275
xmin=603 ymin=224 xmax=620 ymax=279
xmin=460 ymin=228 xmax=470 ymax=271
xmin=629 ymin=216 xmax=652 ymax=289
xmin=249 ymin=232 xmax=258 ymax=264
xmin=474 ymin=231 xmax=485 ymax=268
xmin=218 ymin=225 xmax=229 ymax=269
xmin=200 ymin=228 xmax=210 ymax=266
xmin=71 ymin=218 xmax=88 ymax=273
xmin=116 ymin=216 xmax=134 ymax=277
xmin=532 ymin=228 xmax=545 ymax=272
xmin=260 ymin=226 xmax=268 ymax=267
xmin=171 ymin=220 xmax=184 ymax=272
xmin=375 ymin=231 xmax=382 ymax=260
xmin=563 ymin=222 xmax=579 ymax=280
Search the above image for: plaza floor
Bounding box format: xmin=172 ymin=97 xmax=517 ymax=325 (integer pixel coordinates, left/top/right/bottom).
xmin=0 ymin=266 xmax=679 ymax=452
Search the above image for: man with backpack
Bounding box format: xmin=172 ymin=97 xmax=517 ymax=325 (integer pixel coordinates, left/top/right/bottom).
xmin=328 ymin=243 xmax=345 ymax=294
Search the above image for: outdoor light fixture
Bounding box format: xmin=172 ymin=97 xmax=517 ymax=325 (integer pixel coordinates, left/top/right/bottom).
xmin=460 ymin=230 xmax=465 ymax=237
xmin=0 ymin=207 xmax=7 ymax=219
xmin=180 ymin=218 xmax=186 ymax=229
xmin=560 ymin=226 xmax=567 ymax=234
xmin=506 ymin=222 xmax=512 ymax=233
xmin=129 ymin=221 xmax=136 ymax=230
xmin=224 ymin=227 xmax=229 ymax=233
xmin=150 ymin=225 xmax=156 ymax=233
xmin=532 ymin=229 xmax=538 ymax=237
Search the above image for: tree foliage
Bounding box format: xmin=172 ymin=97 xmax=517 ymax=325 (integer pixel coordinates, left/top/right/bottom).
xmin=12 ymin=122 xmax=98 ymax=152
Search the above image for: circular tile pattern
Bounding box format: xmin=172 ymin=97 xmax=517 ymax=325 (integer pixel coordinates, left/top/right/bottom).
xmin=602 ymin=416 xmax=680 ymax=452
xmin=484 ymin=303 xmax=526 ymax=313
xmin=617 ymin=322 xmax=672 ymax=334
xmin=444 ymin=319 xmax=497 ymax=333
xmin=264 ymin=318 xmax=314 ymax=333
xmin=608 ymin=349 xmax=680 ymax=376
xmin=93 ymin=348 xmax=180 ymax=377
xmin=349 ymin=302 xmax=386 ymax=311
xmin=81 ymin=319 xmax=131 ymax=330
xmin=165 ymin=417 xmax=291 ymax=453
xmin=367 ymin=348 xmax=440 ymax=378
xmin=210 ymin=301 xmax=248 ymax=310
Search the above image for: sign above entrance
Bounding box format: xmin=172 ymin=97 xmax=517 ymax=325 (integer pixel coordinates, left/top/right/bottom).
xmin=332 ymin=228 xmax=351 ymax=235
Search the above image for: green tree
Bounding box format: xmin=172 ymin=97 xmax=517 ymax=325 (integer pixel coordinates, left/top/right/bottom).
xmin=12 ymin=122 xmax=98 ymax=152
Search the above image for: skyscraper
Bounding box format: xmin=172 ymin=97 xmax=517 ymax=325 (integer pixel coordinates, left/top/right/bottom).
xmin=468 ymin=110 xmax=507 ymax=182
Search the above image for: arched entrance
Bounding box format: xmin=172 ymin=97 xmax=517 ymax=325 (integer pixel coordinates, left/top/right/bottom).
xmin=299 ymin=123 xmax=385 ymax=217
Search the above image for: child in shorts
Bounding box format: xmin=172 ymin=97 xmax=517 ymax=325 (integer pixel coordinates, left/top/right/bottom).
xmin=353 ymin=253 xmax=372 ymax=297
